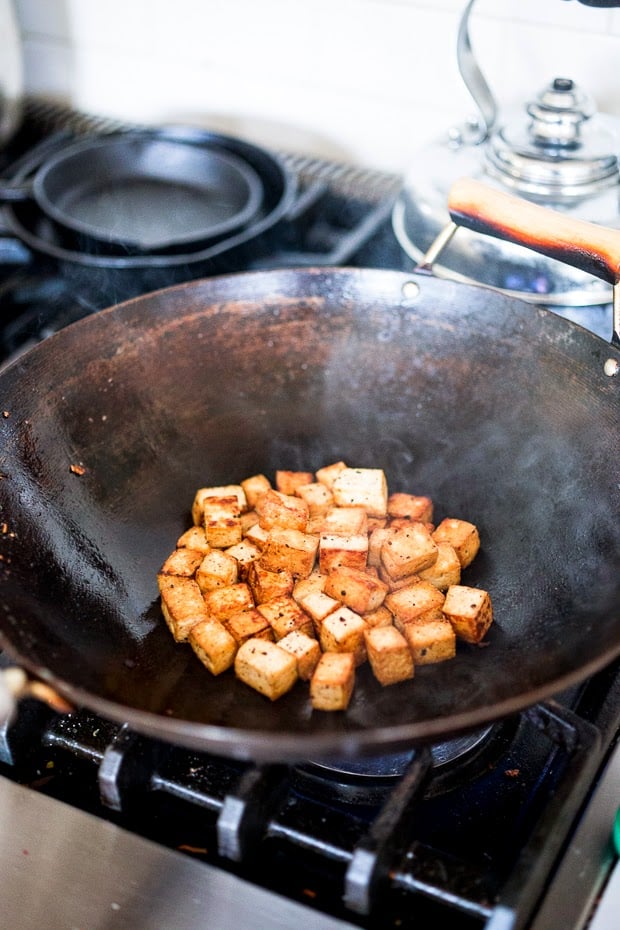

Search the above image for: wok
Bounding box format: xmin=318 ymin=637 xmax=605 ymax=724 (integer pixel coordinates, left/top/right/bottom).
xmin=0 ymin=179 xmax=618 ymax=762
xmin=0 ymin=132 xmax=265 ymax=253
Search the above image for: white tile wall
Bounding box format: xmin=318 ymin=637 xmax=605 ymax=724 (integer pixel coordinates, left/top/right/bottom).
xmin=11 ymin=0 xmax=620 ymax=173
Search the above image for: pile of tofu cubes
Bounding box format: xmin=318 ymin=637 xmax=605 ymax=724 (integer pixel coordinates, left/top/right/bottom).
xmin=157 ymin=464 xmax=493 ymax=711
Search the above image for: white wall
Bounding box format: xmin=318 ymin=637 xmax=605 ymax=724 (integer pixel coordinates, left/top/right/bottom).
xmin=13 ymin=0 xmax=620 ymax=173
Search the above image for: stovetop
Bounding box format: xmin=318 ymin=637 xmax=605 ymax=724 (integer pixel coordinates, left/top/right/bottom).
xmin=0 ymin=101 xmax=619 ymax=930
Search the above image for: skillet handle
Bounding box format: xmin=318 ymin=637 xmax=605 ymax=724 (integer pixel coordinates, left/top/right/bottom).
xmin=446 ymin=177 xmax=620 ymax=347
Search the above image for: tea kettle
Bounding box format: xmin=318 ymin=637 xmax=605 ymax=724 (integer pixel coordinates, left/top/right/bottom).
xmin=0 ymin=0 xmax=23 ymax=147
xmin=392 ymin=0 xmax=620 ymax=306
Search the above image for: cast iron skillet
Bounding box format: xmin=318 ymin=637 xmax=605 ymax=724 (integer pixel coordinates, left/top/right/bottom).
xmin=0 ymin=132 xmax=265 ymax=253
xmin=0 ymin=180 xmax=618 ymax=762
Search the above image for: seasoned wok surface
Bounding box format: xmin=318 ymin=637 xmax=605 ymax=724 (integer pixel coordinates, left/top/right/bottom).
xmin=0 ymin=268 xmax=618 ymax=759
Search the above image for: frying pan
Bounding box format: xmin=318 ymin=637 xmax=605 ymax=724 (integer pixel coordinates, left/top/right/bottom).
xmin=0 ymin=179 xmax=618 ymax=763
xmin=0 ymin=131 xmax=265 ymax=253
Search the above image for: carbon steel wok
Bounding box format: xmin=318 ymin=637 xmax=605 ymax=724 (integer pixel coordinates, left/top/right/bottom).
xmin=0 ymin=180 xmax=618 ymax=762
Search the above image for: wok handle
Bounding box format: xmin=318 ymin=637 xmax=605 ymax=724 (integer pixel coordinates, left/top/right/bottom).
xmin=447 ymin=177 xmax=620 ymax=347
xmin=448 ymin=178 xmax=620 ymax=286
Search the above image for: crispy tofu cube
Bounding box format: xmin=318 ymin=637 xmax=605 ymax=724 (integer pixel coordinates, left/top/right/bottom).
xmin=275 ymin=470 xmax=314 ymax=495
xmin=315 ymin=460 xmax=348 ymax=490
xmin=195 ymin=550 xmax=238 ymax=593
xmin=380 ymin=523 xmax=438 ymax=580
xmin=159 ymin=577 xmax=210 ymax=642
xmin=402 ymin=617 xmax=456 ymax=664
xmin=257 ymin=595 xmax=315 ymax=640
xmin=292 ymin=571 xmax=326 ymax=602
xmin=387 ymin=493 xmax=433 ymax=524
xmin=244 ymin=521 xmax=269 ymax=549
xmin=159 ymin=548 xmax=204 ymax=577
xmin=377 ymin=562 xmax=421 ymax=592
xmin=295 ymin=482 xmax=334 ymax=516
xmin=240 ymin=510 xmax=259 ymax=534
xmin=362 ymin=605 xmax=394 ymax=629
xmin=319 ymin=533 xmax=368 ymax=574
xmin=294 ymin=588 xmax=341 ymax=633
xmin=442 ymin=585 xmax=493 ymax=644
xmin=222 ymin=607 xmax=274 ymax=645
xmin=385 ymin=580 xmax=445 ymax=626
xmin=203 ymin=582 xmax=254 ymax=621
xmin=432 ymin=518 xmax=480 ymax=568
xmin=192 ymin=485 xmax=248 ymax=524
xmin=260 ymin=528 xmax=319 ymax=579
xmin=320 ymin=506 xmax=368 ymax=536
xmin=364 ymin=625 xmax=414 ymax=686
xmin=225 ymin=539 xmax=261 ymax=579
xmin=176 ymin=526 xmax=211 ymax=554
xmin=234 ymin=638 xmax=298 ymax=701
xmin=202 ymin=495 xmax=243 ymax=549
xmin=323 ymin=566 xmax=388 ymax=614
xmin=240 ymin=473 xmax=272 ymax=509
xmin=368 ymin=526 xmax=392 ymax=567
xmin=310 ymin=652 xmax=355 ymax=711
xmin=188 ymin=617 xmax=238 ymax=675
xmin=319 ymin=606 xmax=368 ymax=665
xmin=278 ymin=630 xmax=322 ymax=680
xmin=418 ymin=542 xmax=461 ymax=591
xmin=247 ymin=561 xmax=294 ymax=604
xmin=332 ymin=467 xmax=388 ymax=518
xmin=255 ymin=489 xmax=309 ymax=532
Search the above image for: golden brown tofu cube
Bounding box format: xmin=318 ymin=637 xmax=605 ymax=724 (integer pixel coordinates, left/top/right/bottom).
xmin=222 ymin=607 xmax=275 ymax=645
xmin=315 ymin=460 xmax=348 ymax=490
xmin=332 ymin=467 xmax=388 ymax=518
xmin=255 ymin=489 xmax=309 ymax=532
xmin=320 ymin=505 xmax=369 ymax=536
xmin=385 ymin=580 xmax=445 ymax=626
xmin=364 ymin=625 xmax=414 ymax=686
xmin=387 ymin=493 xmax=433 ymax=524
xmin=195 ymin=550 xmax=238 ymax=593
xmin=432 ymin=518 xmax=480 ymax=569
xmin=377 ymin=561 xmax=421 ymax=592
xmin=247 ymin=561 xmax=294 ymax=604
xmin=225 ymin=539 xmax=261 ymax=579
xmin=275 ymin=470 xmax=314 ymax=496
xmin=176 ymin=526 xmax=211 ymax=554
xmin=159 ymin=577 xmax=210 ymax=642
xmin=402 ymin=617 xmax=456 ymax=664
xmin=293 ymin=588 xmax=341 ymax=634
xmin=244 ymin=521 xmax=269 ymax=549
xmin=234 ymin=638 xmax=298 ymax=701
xmin=240 ymin=473 xmax=272 ymax=509
xmin=380 ymin=523 xmax=438 ymax=580
xmin=310 ymin=652 xmax=355 ymax=711
xmin=319 ymin=606 xmax=368 ymax=665
xmin=240 ymin=510 xmax=259 ymax=534
xmin=292 ymin=571 xmax=326 ymax=602
xmin=367 ymin=526 xmax=392 ymax=568
xmin=319 ymin=533 xmax=368 ymax=574
xmin=202 ymin=495 xmax=243 ymax=549
xmin=257 ymin=595 xmax=315 ymax=640
xmin=203 ymin=582 xmax=254 ymax=621
xmin=260 ymin=528 xmax=319 ymax=579
xmin=442 ymin=585 xmax=493 ymax=644
xmin=418 ymin=542 xmax=461 ymax=591
xmin=362 ymin=605 xmax=394 ymax=629
xmin=323 ymin=565 xmax=388 ymax=614
xmin=278 ymin=630 xmax=322 ymax=680
xmin=296 ymin=482 xmax=334 ymax=516
xmin=192 ymin=484 xmax=248 ymax=524
xmin=188 ymin=617 xmax=238 ymax=675
xmin=159 ymin=548 xmax=204 ymax=577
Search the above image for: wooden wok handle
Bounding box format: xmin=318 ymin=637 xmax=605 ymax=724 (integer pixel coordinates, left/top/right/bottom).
xmin=448 ymin=177 xmax=620 ymax=286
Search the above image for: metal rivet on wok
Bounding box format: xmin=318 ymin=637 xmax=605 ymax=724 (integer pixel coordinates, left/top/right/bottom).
xmin=401 ymin=280 xmax=420 ymax=300
xmin=603 ymin=358 xmax=619 ymax=377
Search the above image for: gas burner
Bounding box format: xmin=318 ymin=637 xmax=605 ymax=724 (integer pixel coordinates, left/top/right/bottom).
xmin=294 ymin=720 xmax=515 ymax=805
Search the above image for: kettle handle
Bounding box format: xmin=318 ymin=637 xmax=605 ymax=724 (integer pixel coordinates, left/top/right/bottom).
xmin=456 ymin=0 xmax=498 ymax=141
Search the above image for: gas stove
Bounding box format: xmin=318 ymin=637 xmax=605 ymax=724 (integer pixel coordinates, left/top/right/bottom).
xmin=0 ymin=101 xmax=618 ymax=930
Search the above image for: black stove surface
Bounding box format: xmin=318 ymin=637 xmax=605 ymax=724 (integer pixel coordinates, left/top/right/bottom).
xmin=0 ymin=101 xmax=619 ymax=930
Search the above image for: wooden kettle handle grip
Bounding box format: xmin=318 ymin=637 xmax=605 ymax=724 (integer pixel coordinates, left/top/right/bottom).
xmin=448 ymin=177 xmax=620 ymax=286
